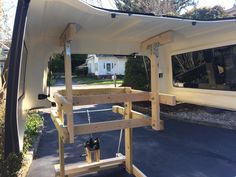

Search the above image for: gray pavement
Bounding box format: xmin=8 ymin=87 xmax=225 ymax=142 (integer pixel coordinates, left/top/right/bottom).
xmin=28 ymin=104 xmax=236 ymax=177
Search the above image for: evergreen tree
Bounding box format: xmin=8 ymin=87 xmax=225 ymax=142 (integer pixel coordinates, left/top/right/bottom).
xmin=182 ymin=5 xmax=228 ymax=20
xmin=123 ymin=56 xmax=151 ymax=91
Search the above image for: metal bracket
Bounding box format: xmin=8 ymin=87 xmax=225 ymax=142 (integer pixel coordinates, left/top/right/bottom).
xmin=140 ymin=30 xmax=173 ymax=52
xmin=151 ymin=43 xmax=160 ymax=57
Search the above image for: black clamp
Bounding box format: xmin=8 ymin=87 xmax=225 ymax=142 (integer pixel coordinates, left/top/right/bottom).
xmin=84 ymin=138 xmax=100 ymax=151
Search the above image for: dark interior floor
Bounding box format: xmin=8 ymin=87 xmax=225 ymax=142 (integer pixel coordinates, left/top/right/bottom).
xmin=28 ymin=104 xmax=236 ymax=177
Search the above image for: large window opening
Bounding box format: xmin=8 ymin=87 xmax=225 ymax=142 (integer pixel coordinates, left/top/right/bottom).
xmin=172 ymin=44 xmax=236 ymax=91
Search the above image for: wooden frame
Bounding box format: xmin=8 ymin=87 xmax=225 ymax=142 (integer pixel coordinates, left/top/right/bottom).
xmin=52 ymin=87 xmax=176 ymax=176
xmin=51 ymin=23 xmax=176 ymax=177
xmin=52 ymin=87 xmax=156 ymax=177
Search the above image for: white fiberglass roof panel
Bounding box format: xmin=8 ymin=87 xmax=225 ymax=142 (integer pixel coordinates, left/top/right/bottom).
xmin=27 ymin=0 xmax=236 ymax=55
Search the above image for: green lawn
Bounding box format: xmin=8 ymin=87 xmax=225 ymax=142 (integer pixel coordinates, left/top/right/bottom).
xmin=75 ymin=77 xmax=123 ymax=85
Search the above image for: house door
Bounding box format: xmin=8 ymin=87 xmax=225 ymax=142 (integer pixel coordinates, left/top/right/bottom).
xmin=106 ymin=63 xmax=111 ymax=73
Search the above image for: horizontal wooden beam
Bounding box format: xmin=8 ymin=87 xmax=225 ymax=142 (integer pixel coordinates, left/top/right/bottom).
xmin=74 ymin=118 xmax=151 ymax=135
xmin=133 ymin=165 xmax=147 ymax=177
xmin=73 ymin=92 xmax=150 ymax=105
xmin=55 ymin=88 xmax=176 ymax=106
xmin=112 ymin=105 xmax=149 ymax=119
xmin=112 ymin=105 xmax=164 ymax=130
xmin=141 ymin=31 xmax=173 ymax=51
xmin=58 ymin=87 xmax=127 ymax=96
xmin=159 ymin=93 xmax=176 ymax=106
xmin=60 ymin=23 xmax=79 ymax=46
xmin=55 ymin=91 xmax=175 ymax=106
xmin=53 ymin=92 xmax=73 ymax=114
xmin=131 ymin=89 xmax=176 ymax=106
xmin=54 ymin=153 xmax=126 ymax=176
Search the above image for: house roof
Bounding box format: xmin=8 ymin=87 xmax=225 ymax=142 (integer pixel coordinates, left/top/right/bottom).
xmin=27 ymin=0 xmax=236 ymax=55
xmin=86 ymin=54 xmax=126 ymax=62
xmin=226 ymin=6 xmax=236 ymax=16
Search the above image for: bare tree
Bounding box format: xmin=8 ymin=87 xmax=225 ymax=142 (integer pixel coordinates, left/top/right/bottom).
xmin=115 ymin=0 xmax=197 ymax=15
xmin=0 ymin=0 xmax=16 ymax=47
xmin=0 ymin=0 xmax=4 ymax=41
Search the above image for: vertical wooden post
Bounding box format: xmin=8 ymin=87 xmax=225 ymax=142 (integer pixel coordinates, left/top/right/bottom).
xmin=95 ymin=150 xmax=101 ymax=162
xmin=57 ymin=104 xmax=63 ymax=123
xmin=59 ymin=135 xmax=65 ymax=177
xmin=150 ymin=51 xmax=163 ymax=131
xmin=64 ymin=41 xmax=74 ymax=143
xmin=85 ymin=148 xmax=92 ymax=163
xmin=124 ymin=88 xmax=133 ymax=174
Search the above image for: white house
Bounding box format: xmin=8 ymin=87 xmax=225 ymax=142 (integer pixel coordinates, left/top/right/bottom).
xmin=0 ymin=42 xmax=9 ymax=88
xmin=86 ymin=54 xmax=127 ymax=77
xmin=226 ymin=5 xmax=236 ymax=17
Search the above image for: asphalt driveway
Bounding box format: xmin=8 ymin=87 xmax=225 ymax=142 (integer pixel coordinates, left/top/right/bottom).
xmin=28 ymin=104 xmax=236 ymax=177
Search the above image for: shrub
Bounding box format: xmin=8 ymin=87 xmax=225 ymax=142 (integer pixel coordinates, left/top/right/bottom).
xmin=49 ymin=53 xmax=87 ymax=74
xmin=0 ymin=102 xmax=5 ymax=159
xmin=0 ymin=102 xmax=23 ymax=177
xmin=0 ymin=153 xmax=23 ymax=177
xmin=75 ymin=67 xmax=88 ymax=77
xmin=123 ymin=56 xmax=151 ymax=91
xmin=23 ymin=113 xmax=43 ymax=153
xmin=0 ymin=105 xmax=43 ymax=177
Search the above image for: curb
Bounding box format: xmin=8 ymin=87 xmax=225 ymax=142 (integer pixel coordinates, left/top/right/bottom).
xmin=132 ymin=105 xmax=236 ymax=130
xmin=160 ymin=112 xmax=236 ymax=130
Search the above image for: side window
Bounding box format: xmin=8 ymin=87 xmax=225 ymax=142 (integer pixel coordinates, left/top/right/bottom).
xmin=18 ymin=42 xmax=28 ymax=99
xmin=95 ymin=63 xmax=98 ymax=72
xmin=172 ymin=44 xmax=236 ymax=91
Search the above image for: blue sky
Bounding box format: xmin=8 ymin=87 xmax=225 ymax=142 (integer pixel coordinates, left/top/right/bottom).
xmin=102 ymin=0 xmax=235 ymax=9
xmin=198 ymin=0 xmax=235 ymax=9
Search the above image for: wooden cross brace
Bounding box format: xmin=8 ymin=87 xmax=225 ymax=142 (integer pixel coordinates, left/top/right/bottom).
xmin=60 ymin=23 xmax=79 ymax=46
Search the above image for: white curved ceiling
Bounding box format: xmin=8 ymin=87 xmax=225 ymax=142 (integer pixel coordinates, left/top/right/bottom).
xmin=26 ymin=0 xmax=236 ymax=55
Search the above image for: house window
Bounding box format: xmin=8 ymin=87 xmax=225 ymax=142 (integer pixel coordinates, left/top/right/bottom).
xmin=95 ymin=63 xmax=98 ymax=72
xmin=172 ymin=44 xmax=236 ymax=91
xmin=106 ymin=63 xmax=111 ymax=72
xmin=112 ymin=63 xmax=114 ymax=69
xmin=104 ymin=63 xmax=105 ymax=69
